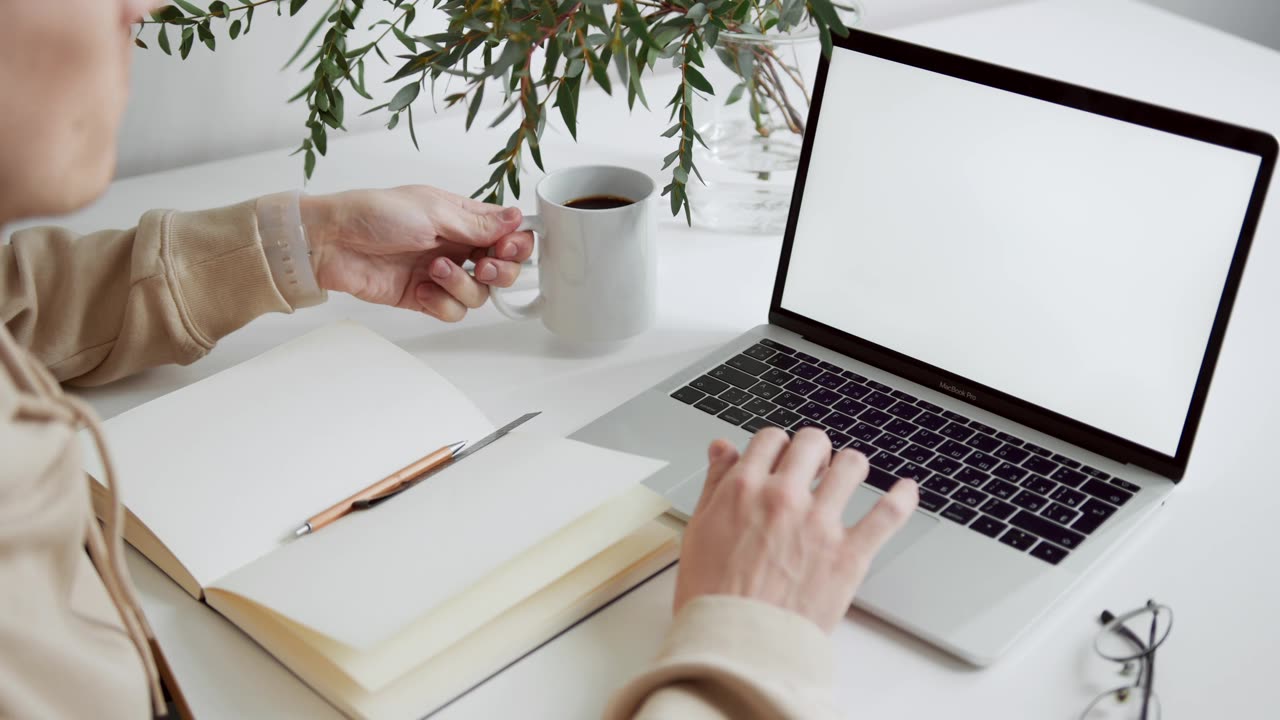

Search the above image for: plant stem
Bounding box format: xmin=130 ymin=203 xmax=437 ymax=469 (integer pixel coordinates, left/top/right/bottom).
xmin=137 ymin=0 xmax=278 ymax=24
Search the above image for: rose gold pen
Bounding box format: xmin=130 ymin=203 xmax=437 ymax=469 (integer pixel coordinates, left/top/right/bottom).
xmin=291 ymin=440 xmax=466 ymax=537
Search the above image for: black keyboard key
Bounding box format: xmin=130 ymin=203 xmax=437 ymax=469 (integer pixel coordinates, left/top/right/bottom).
xmin=690 ymin=375 xmax=730 ymax=395
xmin=784 ymin=378 xmax=819 ymax=395
xmin=793 ymin=418 xmax=823 ymax=432
xmin=901 ymin=444 xmax=934 ymax=465
xmin=742 ymin=343 xmax=776 ymax=361
xmin=845 ymin=438 xmax=876 ymax=456
xmin=1022 ymin=455 xmax=1059 ymax=476
xmin=1030 ymin=542 xmax=1069 ymax=565
xmin=939 ymin=423 xmax=975 ymax=442
xmin=884 ymin=418 xmax=917 ymax=438
xmin=794 ymin=351 xmax=820 ymax=364
xmin=983 ymin=478 xmax=1019 ymax=500
xmin=999 ymin=528 xmax=1036 ymax=551
xmin=918 ymin=489 xmax=948 ymax=513
xmin=1081 ymin=465 xmax=1111 ymax=480
xmin=1080 ymin=478 xmax=1132 ymax=506
xmin=871 ymin=433 xmax=910 ymax=454
xmin=887 ymin=402 xmax=922 ymax=421
xmin=797 ymin=402 xmax=830 ymax=422
xmin=1021 ymin=475 xmax=1056 ymax=497
xmin=964 ymin=433 xmax=1002 ymax=453
xmin=823 ymin=412 xmax=857 ymax=432
xmin=717 ymin=406 xmax=754 ymax=426
xmin=994 ymin=431 xmax=1023 ymax=446
xmin=937 ymin=440 xmax=972 ymax=460
xmin=940 ymin=410 xmax=968 ymax=423
xmin=742 ymin=416 xmax=781 ymax=434
xmin=1010 ymin=490 xmax=1047 ymax=513
xmin=1051 ymin=454 xmax=1081 ymax=469
xmin=941 ymin=503 xmax=978 ymax=524
xmin=726 ymin=354 xmax=771 ymax=376
xmin=1023 ymin=442 xmax=1051 ymax=457
xmin=953 ymin=486 xmax=988 ymax=508
xmin=1009 ymin=511 xmax=1085 ymax=550
xmin=815 ymin=371 xmax=845 ymax=390
xmin=970 ymin=515 xmax=1007 ymax=539
xmin=864 ymin=392 xmax=895 ymax=410
xmin=866 ymin=380 xmax=893 ymax=393
xmin=992 ymin=462 xmax=1029 ymax=483
xmin=968 ymin=420 xmax=996 ymax=435
xmin=981 ymin=497 xmax=1017 ymax=520
xmin=1071 ymin=499 xmax=1118 ymax=534
xmin=766 ymin=408 xmax=802 ymax=427
xmin=774 ymin=391 xmax=807 ymax=410
xmin=1110 ymin=477 xmax=1141 ymax=493
xmin=671 ymin=386 xmax=705 ymax=404
xmin=870 ymin=452 xmax=905 ymax=473
xmin=923 ymin=475 xmax=960 ymax=495
xmin=833 ymin=397 xmax=868 ymax=417
xmin=848 ymin=422 xmax=881 ymax=442
xmin=837 ymin=381 xmax=871 ymax=400
xmin=925 ymin=456 xmax=962 ymax=476
xmin=1042 ymin=502 xmax=1079 ymax=526
xmin=916 ymin=412 xmax=948 ymax=431
xmin=962 ymin=451 xmax=999 ymax=473
xmin=694 ymin=396 xmax=730 ymax=415
xmin=742 ymin=397 xmax=776 ymax=416
xmin=896 ymin=462 xmax=931 ymax=483
xmin=840 ymin=369 xmax=867 ymax=381
xmin=759 ymin=368 xmax=792 ymax=386
xmin=860 ymin=408 xmax=892 ymax=426
xmin=766 ymin=353 xmax=800 ymax=370
xmin=818 ymin=360 xmax=843 ymax=373
xmin=792 ymin=362 xmax=822 ymax=380
xmin=910 ymin=428 xmax=945 ymax=449
xmin=1051 ymin=467 xmax=1088 ymax=488
xmin=890 ymin=389 xmax=918 ymax=403
xmin=993 ymin=444 xmax=1031 ymax=464
xmin=916 ymin=400 xmax=944 ymax=414
xmin=718 ymin=387 xmax=753 ymax=405
xmin=748 ymin=381 xmax=786 ymax=400
xmin=710 ymin=364 xmax=760 ymax=390
xmin=758 ymin=338 xmax=794 ymax=353
xmin=955 ymin=466 xmax=990 ymax=487
xmin=864 ymin=466 xmax=898 ymax=492
xmin=810 ymin=388 xmax=842 ymax=406
xmin=1049 ymin=485 xmax=1087 ymax=508
xmin=828 ymin=430 xmax=852 ymax=448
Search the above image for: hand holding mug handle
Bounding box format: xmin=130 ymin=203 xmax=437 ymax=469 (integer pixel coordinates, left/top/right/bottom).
xmin=490 ymin=215 xmax=545 ymax=320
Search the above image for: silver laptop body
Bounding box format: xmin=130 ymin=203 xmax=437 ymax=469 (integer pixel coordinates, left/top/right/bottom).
xmin=573 ymin=29 xmax=1276 ymax=665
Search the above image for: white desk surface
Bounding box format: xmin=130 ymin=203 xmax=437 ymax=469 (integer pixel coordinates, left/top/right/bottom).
xmin=30 ymin=0 xmax=1280 ymax=717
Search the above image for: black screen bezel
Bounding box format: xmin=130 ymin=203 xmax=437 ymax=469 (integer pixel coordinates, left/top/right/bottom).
xmin=770 ymin=29 xmax=1277 ymax=480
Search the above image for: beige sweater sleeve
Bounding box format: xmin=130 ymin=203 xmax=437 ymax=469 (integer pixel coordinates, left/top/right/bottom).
xmin=607 ymin=596 xmax=841 ymax=720
xmin=1 ymin=199 xmax=317 ymax=386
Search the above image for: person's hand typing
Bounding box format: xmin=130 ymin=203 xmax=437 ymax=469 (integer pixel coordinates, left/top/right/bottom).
xmin=300 ymin=185 xmax=534 ymax=322
xmin=674 ymin=427 xmax=920 ymax=632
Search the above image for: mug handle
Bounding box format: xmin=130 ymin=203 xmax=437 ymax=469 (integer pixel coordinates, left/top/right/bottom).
xmin=491 ymin=215 xmax=545 ymax=320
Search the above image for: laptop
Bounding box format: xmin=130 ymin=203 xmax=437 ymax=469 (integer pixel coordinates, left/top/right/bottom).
xmin=572 ymin=29 xmax=1277 ymax=665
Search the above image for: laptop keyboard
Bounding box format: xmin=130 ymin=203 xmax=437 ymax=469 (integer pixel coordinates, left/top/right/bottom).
xmin=670 ymin=339 xmax=1142 ymax=566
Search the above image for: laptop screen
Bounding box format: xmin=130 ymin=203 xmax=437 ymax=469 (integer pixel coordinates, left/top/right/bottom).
xmin=779 ymin=46 xmax=1263 ymax=457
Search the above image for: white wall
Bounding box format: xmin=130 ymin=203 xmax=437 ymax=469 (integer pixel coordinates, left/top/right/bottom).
xmin=114 ymin=0 xmax=1280 ymax=180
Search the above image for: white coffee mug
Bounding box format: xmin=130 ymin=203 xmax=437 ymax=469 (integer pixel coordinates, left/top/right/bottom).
xmin=492 ymin=165 xmax=657 ymax=342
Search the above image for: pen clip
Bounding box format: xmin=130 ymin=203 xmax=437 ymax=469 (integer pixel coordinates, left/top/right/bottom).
xmin=351 ymin=483 xmax=409 ymax=510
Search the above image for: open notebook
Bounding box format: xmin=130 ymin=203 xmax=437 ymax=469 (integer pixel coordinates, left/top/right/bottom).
xmin=81 ymin=322 xmax=678 ymax=719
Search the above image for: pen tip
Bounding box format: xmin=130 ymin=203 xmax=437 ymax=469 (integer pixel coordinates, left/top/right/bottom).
xmin=293 ymin=523 xmax=311 ymax=539
xmin=449 ymin=440 xmax=467 ymax=454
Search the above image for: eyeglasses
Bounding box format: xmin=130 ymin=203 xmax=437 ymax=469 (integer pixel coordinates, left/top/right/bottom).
xmin=1079 ymin=599 xmax=1173 ymax=720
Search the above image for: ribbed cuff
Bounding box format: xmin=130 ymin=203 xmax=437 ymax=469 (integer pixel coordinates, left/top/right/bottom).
xmin=162 ymin=200 xmax=295 ymax=347
xmin=604 ymin=596 xmax=835 ymax=719
xmin=254 ymin=191 xmax=327 ymax=309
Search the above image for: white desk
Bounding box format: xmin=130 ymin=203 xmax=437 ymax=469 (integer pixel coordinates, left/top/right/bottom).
xmin=31 ymin=1 xmax=1280 ymax=717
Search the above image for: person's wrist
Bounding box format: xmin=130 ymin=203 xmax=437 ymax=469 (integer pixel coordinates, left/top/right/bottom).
xmin=299 ymin=192 xmax=338 ymax=287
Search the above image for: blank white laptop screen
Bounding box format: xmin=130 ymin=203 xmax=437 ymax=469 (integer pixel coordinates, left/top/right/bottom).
xmin=781 ymin=48 xmax=1262 ymax=456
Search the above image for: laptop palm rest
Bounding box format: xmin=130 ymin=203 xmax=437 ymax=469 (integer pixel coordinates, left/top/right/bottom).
xmin=666 ymin=468 xmax=937 ymax=578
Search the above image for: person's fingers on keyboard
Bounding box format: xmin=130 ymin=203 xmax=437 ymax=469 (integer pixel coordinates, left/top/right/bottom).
xmin=843 ymin=478 xmax=920 ymax=576
xmin=814 ymin=449 xmax=869 ymax=522
xmin=693 ymin=439 xmax=740 ymax=516
xmin=736 ymin=426 xmax=789 ymax=480
xmin=773 ymin=427 xmax=832 ymax=489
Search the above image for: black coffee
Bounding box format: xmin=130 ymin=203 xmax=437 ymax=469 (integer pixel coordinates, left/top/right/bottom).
xmin=564 ymin=194 xmax=635 ymax=210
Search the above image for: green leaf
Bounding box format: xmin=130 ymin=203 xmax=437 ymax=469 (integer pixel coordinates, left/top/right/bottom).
xmin=392 ymin=25 xmax=417 ymax=52
xmin=290 ymin=0 xmax=308 ymax=17
xmin=686 ymin=3 xmax=707 ymax=23
xmin=407 ymin=104 xmax=420 ymax=151
xmin=134 ymin=38 xmax=148 ymax=49
xmin=529 ymin=140 xmax=544 ymax=172
xmin=388 ymin=82 xmax=420 ymax=112
xmin=555 ymin=76 xmax=579 ymax=139
xmin=685 ymin=66 xmax=714 ymax=95
xmin=173 ymin=0 xmax=206 ymax=17
xmin=311 ymin=122 xmax=327 ymax=155
xmin=726 ymin=82 xmax=745 ymax=105
xmin=588 ymin=51 xmax=612 ymax=94
xmin=157 ymin=26 xmax=172 ymax=55
xmin=229 ymin=19 xmax=242 ymax=38
xmin=197 ymin=21 xmax=216 ymax=51
xmin=150 ymin=6 xmax=186 ymax=22
xmin=387 ymin=112 xmax=400 ymax=130
xmin=304 ymin=148 xmax=316 ymax=179
xmin=488 ymin=100 xmax=519 ymax=128
xmin=465 ymin=81 xmax=485 ymax=131
xmin=179 ymin=27 xmax=195 ymax=59
xmin=208 ymin=1 xmax=230 ymax=18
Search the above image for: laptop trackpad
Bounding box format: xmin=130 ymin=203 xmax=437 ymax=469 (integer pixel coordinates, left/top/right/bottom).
xmin=842 ymin=487 xmax=937 ymax=578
